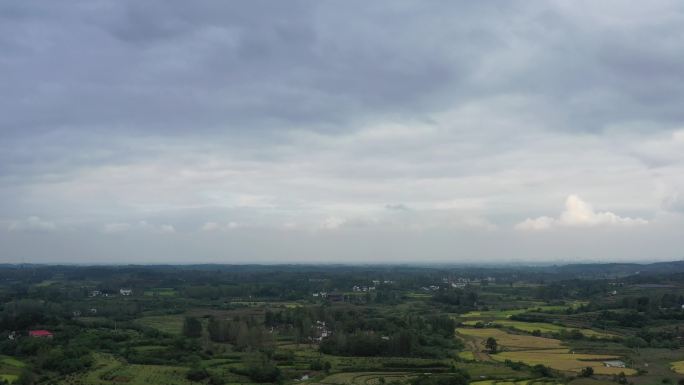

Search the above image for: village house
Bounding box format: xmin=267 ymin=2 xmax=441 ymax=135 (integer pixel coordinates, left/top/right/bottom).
xmin=29 ymin=330 xmax=53 ymax=338
xmin=311 ymin=320 xmax=331 ymax=343
xmin=119 ymin=288 xmax=133 ymax=296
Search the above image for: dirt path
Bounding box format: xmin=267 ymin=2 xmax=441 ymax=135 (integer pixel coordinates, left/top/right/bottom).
xmin=459 ymin=333 xmax=493 ymax=362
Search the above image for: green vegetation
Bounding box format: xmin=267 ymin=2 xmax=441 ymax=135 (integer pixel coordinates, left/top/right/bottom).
xmin=2 ymin=262 xmax=684 ymax=384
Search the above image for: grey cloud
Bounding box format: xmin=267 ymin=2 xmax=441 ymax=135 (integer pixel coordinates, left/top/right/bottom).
xmin=8 ymin=216 xmax=57 ymax=232
xmin=2 ymin=1 xmax=684 ymax=263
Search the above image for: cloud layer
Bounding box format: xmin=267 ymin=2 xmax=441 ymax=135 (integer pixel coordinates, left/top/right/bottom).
xmin=1 ymin=1 xmax=684 ymax=263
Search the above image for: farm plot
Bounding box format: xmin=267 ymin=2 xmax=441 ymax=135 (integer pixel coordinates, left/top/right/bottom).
xmin=316 ymin=372 xmax=416 ymax=385
xmin=491 ymin=350 xmax=632 ymax=375
xmin=671 ymin=360 xmax=684 ymax=373
xmin=460 ymin=319 xmax=612 ymax=339
xmin=144 ymin=287 xmax=177 ymax=297
xmin=59 ymin=353 xmax=194 ymax=385
xmin=458 ymin=328 xmax=563 ymax=350
xmin=134 ymin=314 xmax=185 ymax=335
xmin=457 ymin=328 xmax=634 ymax=376
xmin=0 ymin=355 xmax=25 ymax=384
xmin=471 ymin=381 xmax=562 ymax=385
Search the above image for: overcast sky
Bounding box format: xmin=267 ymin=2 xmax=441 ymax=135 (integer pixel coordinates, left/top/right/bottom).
xmin=2 ymin=1 xmax=684 ymax=264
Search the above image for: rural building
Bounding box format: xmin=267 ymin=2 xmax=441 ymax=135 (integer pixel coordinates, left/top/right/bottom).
xmin=119 ymin=288 xmax=133 ymax=296
xmin=29 ymin=330 xmax=53 ymax=338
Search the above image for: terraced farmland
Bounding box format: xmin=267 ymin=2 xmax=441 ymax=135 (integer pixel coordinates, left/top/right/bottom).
xmin=315 ymin=372 xmax=417 ymax=385
xmin=0 ymin=355 xmax=25 ymax=384
xmin=59 ymin=354 xmax=195 ymax=385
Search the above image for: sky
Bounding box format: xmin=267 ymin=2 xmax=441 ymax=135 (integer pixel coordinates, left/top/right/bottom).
xmin=1 ymin=1 xmax=684 ymax=264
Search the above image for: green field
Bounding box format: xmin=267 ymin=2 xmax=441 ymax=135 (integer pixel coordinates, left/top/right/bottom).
xmin=0 ymin=355 xmax=25 ymax=384
xmin=144 ymin=288 xmax=177 ymax=297
xmin=315 ymin=371 xmax=417 ymax=385
xmin=471 ymin=381 xmax=562 ymax=385
xmin=59 ymin=354 xmax=196 ymax=385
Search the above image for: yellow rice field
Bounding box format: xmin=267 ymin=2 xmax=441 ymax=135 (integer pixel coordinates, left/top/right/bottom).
xmin=456 ymin=328 xmax=634 ymax=375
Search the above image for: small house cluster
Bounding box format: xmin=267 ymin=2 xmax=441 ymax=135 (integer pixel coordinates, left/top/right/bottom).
xmin=88 ymin=288 xmax=133 ymax=297
xmin=352 ymin=285 xmax=376 ymax=292
xmin=311 ymin=320 xmax=331 ymax=343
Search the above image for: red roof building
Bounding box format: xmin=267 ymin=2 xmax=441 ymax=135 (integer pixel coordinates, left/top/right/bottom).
xmin=28 ymin=330 xmax=53 ymax=338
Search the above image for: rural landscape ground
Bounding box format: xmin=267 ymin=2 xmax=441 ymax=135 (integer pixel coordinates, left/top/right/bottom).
xmin=3 ymin=262 xmax=684 ymax=384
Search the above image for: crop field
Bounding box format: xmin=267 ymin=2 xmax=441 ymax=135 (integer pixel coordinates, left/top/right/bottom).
xmin=457 ymin=328 xmax=563 ymax=350
xmin=457 ymin=328 xmax=635 ymax=375
xmin=58 ymin=354 xmax=195 ymax=385
xmin=470 ymin=381 xmax=563 ymax=385
xmin=671 ymin=360 xmax=684 ymax=373
xmin=315 ymin=372 xmax=417 ymax=385
xmin=452 ymin=362 xmax=530 ymax=380
xmin=462 ymin=320 xmax=613 ymax=338
xmin=134 ymin=314 xmax=185 ymax=335
xmin=461 ymin=309 xmax=529 ymax=319
xmin=460 ymin=302 xmax=587 ymax=320
xmin=0 ymin=355 xmax=25 ymax=384
xmin=459 ymin=320 xmax=611 ymax=339
xmin=491 ymin=350 xmax=633 ymax=375
xmin=143 ymin=288 xmax=177 ymax=297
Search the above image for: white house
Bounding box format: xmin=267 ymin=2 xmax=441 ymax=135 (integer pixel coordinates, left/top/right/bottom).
xmin=119 ymin=288 xmax=133 ymax=296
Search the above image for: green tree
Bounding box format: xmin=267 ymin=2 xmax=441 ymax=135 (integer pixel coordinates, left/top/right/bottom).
xmin=183 ymin=316 xmax=202 ymax=338
xmin=580 ymin=366 xmax=594 ymax=377
xmin=485 ymin=337 xmax=498 ymax=353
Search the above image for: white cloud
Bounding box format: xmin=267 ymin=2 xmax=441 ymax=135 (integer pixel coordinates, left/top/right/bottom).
xmin=200 ymin=221 xmax=239 ymax=232
xmin=103 ymin=222 xmax=131 ymax=234
xmin=8 ymin=216 xmax=57 ymax=232
xmin=102 ymin=221 xmax=175 ymax=234
xmin=321 ymin=216 xmax=346 ymax=230
xmin=515 ymin=195 xmax=648 ymax=231
xmin=158 ymin=224 xmax=176 ymax=234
